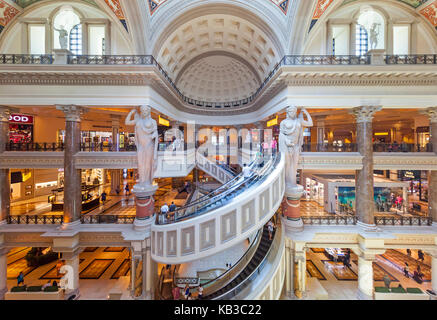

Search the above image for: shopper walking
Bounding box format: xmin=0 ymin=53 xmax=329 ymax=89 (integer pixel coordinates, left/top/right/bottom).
xmin=404 ymin=262 xmax=410 ymax=278
xmin=267 ymin=220 xmax=275 ymax=240
xmin=17 ymin=271 xmax=24 ymax=286
xmin=418 ymin=250 xmax=425 ymax=262
xmin=160 ymin=203 xmax=169 ymax=223
xmin=383 ymin=274 xmax=391 ymax=289
xmin=125 ymin=184 xmax=130 ymax=195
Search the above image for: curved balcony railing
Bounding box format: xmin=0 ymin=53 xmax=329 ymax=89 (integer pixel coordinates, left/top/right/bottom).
xmin=5 ymin=142 xmax=433 ymax=153
xmin=385 ymin=54 xmax=437 ymax=65
xmin=300 ymin=215 xmax=432 ymax=226
xmin=156 ymin=150 xmax=279 ymax=225
xmin=80 ymin=215 xmax=136 ymax=224
xmin=7 ymin=215 xmax=63 ymax=225
xmin=0 ymin=54 xmax=54 ymax=64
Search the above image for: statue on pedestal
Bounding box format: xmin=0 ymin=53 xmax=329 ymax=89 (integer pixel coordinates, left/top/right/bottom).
xmin=54 ymin=25 xmax=69 ymax=50
xmin=125 ymin=105 xmax=158 ymax=190
xmin=279 ymin=106 xmax=313 ymax=232
xmin=279 ymin=106 xmax=313 ymax=191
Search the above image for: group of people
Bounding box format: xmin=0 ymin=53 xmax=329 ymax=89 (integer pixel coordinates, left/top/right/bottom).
xmin=375 ymin=193 xmax=404 ymax=212
xmin=172 ymin=284 xmax=204 ymax=300
xmin=331 ymin=249 xmax=351 ymax=268
xmin=160 ymin=201 xmax=177 ymax=223
xmin=404 ymin=249 xmax=426 ymax=284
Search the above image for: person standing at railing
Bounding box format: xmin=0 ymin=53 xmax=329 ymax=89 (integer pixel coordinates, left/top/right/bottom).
xmin=160 ymin=203 xmax=169 ymax=224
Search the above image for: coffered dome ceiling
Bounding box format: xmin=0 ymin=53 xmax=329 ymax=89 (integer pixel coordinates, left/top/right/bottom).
xmin=157 ymin=14 xmax=280 ymax=102
xmin=176 ymin=54 xmax=260 ymax=102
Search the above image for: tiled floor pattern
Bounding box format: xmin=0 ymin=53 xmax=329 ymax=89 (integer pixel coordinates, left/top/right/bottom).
xmin=303 ymin=249 xmax=432 ymax=300
xmin=379 ymin=249 xmax=431 ymax=281
xmin=6 ymin=247 xmax=131 ymax=299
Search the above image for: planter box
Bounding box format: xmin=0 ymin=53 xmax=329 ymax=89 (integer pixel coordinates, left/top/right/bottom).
xmin=374 ymin=291 xmax=429 ymax=300
xmin=5 ymin=290 xmax=64 ymax=300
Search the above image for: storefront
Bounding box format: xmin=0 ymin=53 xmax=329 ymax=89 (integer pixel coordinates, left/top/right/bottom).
xmin=416 ymin=126 xmax=430 ymax=149
xmin=10 ymin=169 xmax=34 ymax=201
xmin=9 ymin=113 xmax=34 ymax=143
xmin=301 ymin=173 xmax=409 ymax=214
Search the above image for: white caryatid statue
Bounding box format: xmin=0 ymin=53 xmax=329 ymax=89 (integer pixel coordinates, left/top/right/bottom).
xmin=279 ymin=106 xmax=313 ymax=190
xmin=125 ymin=105 xmax=158 ymax=189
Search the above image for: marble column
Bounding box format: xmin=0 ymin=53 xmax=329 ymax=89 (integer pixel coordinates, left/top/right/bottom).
xmin=351 ymin=106 xmax=381 ymax=231
xmin=294 ymin=250 xmax=306 ymax=299
xmin=357 ymin=255 xmax=374 ymax=300
xmin=315 ymin=116 xmax=326 ymax=151
xmin=0 ymin=247 xmax=7 ymax=300
xmin=110 ymin=169 xmax=121 ymax=195
xmin=143 ymin=238 xmax=152 ymax=299
xmin=226 ymin=128 xmax=231 ymax=166
xmin=424 ymin=108 xmax=437 ymax=224
xmin=0 ymin=107 xmax=12 ymax=225
xmin=431 ymin=254 xmax=437 ymax=294
xmin=56 ymin=106 xmax=87 ymax=227
xmin=111 ymin=115 xmax=120 ymax=151
xmin=285 ymin=246 xmax=295 ymax=298
xmin=236 ymin=125 xmax=243 ymax=168
xmin=61 ymin=249 xmax=82 ymax=300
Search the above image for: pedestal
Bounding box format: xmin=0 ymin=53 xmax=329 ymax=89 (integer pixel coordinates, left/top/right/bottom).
xmin=133 ymin=184 xmax=158 ymax=232
xmin=357 ymin=256 xmax=374 ymax=300
xmin=282 ymin=184 xmax=304 ymax=232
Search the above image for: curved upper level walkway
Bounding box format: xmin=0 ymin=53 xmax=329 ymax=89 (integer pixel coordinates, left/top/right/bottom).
xmin=150 ymin=152 xmax=285 ymax=264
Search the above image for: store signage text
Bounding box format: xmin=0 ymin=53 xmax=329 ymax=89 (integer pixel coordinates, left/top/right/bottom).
xmin=9 ymin=114 xmax=34 ymax=124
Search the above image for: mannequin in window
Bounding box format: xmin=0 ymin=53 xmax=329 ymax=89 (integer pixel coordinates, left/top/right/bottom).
xmin=54 ymin=25 xmax=69 ymax=49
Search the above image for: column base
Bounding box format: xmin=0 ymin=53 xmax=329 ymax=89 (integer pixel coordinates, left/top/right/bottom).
xmin=357 ymin=221 xmax=378 ymax=232
xmin=357 ymin=289 xmax=373 ymax=300
xmin=133 ymin=216 xmax=153 ymax=232
xmin=0 ymin=286 xmax=7 ymax=300
xmin=64 ymin=288 xmax=80 ymax=300
xmin=282 ymin=216 xmax=304 ymax=232
xmin=59 ymin=220 xmax=81 ymax=230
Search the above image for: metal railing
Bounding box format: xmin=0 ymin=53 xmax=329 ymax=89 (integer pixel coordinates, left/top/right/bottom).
xmin=385 ymin=54 xmax=437 ymax=65
xmin=0 ymin=54 xmax=54 ymax=64
xmin=80 ymin=215 xmax=136 ymax=224
xmin=2 ymin=53 xmax=436 ymax=109
xmin=301 ymin=215 xmax=432 ymax=226
xmin=7 ymin=215 xmax=63 ymax=224
xmin=374 ymin=216 xmax=432 ymax=226
xmin=214 ymin=221 xmax=282 ymax=300
xmin=6 ymin=142 xmax=65 ymax=152
xmin=301 ymin=215 xmax=358 ymax=225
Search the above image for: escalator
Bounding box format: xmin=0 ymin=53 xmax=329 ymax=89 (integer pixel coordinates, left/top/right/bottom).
xmin=202 ymin=225 xmax=275 ymax=300
xmin=157 ymin=151 xmax=278 ymax=225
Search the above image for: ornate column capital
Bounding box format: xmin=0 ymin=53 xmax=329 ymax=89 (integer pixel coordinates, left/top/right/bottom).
xmin=422 ymin=107 xmax=437 ymax=123
xmin=56 ymin=105 xmax=88 ymax=122
xmin=0 ymin=106 xmax=19 ymax=123
xmin=350 ymin=106 xmax=382 ymax=123
xmin=111 ymin=114 xmax=121 ymax=127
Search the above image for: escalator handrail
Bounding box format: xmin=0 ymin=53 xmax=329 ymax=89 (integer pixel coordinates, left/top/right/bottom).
xmin=195 ymin=228 xmax=263 ymax=295
xmin=156 ymin=150 xmax=264 ymax=223
xmin=159 ymin=152 xmax=279 ymax=224
xmin=213 ymin=219 xmax=281 ymax=300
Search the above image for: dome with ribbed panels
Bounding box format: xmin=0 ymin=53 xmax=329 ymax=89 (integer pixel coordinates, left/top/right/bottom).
xmin=176 ymin=55 xmax=260 ymax=103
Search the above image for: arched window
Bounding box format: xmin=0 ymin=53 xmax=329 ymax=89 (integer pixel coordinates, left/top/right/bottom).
xmin=69 ymin=24 xmax=82 ymax=55
xmin=355 ymin=9 xmax=385 ymax=55
xmin=355 ymin=25 xmax=368 ymax=56
xmin=53 ymin=5 xmax=82 ymax=53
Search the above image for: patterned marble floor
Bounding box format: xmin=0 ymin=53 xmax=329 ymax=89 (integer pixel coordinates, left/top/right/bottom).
xmin=6 ymin=247 xmax=133 ymax=299
xmin=301 ymin=248 xmax=432 ymax=300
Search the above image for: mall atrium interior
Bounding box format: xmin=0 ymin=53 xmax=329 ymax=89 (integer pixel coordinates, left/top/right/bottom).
xmin=1 ymin=0 xmax=437 ymax=301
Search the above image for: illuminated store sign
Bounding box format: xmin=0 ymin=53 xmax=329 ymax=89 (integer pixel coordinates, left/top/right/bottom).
xmin=159 ymin=115 xmax=170 ymax=127
xmin=267 ymin=116 xmax=278 ymax=127
xmin=9 ymin=114 xmax=34 ymax=124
